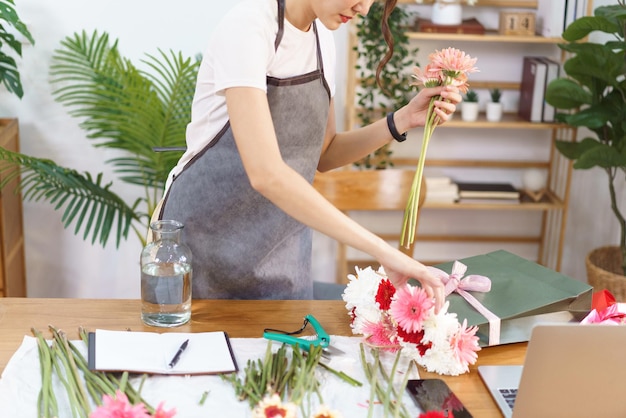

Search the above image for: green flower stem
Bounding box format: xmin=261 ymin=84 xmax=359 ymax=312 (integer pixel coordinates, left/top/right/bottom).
xmin=401 ymin=96 xmax=438 ymax=248
xmin=33 ymin=327 xmax=155 ymax=417
xmin=316 ymin=360 xmax=362 ymax=387
xmin=51 ymin=328 xmax=92 ymax=416
xmin=33 ymin=328 xmax=58 ymax=418
xmin=360 ymin=344 xmax=412 ymax=418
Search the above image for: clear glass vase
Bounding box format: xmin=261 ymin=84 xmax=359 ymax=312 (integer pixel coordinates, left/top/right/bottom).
xmin=140 ymin=220 xmax=192 ymax=327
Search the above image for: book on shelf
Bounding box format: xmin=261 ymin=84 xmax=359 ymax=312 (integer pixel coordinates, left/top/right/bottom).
xmin=538 ymin=57 xmax=560 ymax=122
xmin=536 ymin=0 xmax=567 ymax=38
xmin=88 ymin=329 xmax=238 ymax=375
xmin=518 ymin=57 xmax=548 ymax=123
xmin=425 ymin=175 xmax=453 ymax=188
xmin=415 ymin=18 xmax=486 ymax=35
xmin=425 ymin=182 xmax=459 ymax=203
xmin=565 ymin=0 xmax=589 ymax=30
xmin=457 ymin=197 xmax=521 ymax=204
xmin=456 ymin=182 xmax=520 ymax=200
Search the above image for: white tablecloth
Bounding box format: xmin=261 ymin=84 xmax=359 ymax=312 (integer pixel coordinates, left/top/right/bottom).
xmin=0 ymin=335 xmax=423 ymax=417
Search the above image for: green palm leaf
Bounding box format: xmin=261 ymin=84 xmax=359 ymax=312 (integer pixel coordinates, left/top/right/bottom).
xmin=0 ymin=29 xmax=198 ymax=247
xmin=49 ymin=30 xmax=198 ymax=193
xmin=0 ymin=147 xmax=141 ymax=247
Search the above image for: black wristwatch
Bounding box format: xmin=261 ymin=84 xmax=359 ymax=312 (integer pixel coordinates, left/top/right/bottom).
xmin=386 ymin=112 xmax=407 ymax=142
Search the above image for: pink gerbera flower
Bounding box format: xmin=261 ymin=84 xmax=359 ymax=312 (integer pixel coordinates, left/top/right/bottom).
xmin=411 ymin=64 xmax=442 ymax=88
xmin=389 ymin=286 xmax=434 ymax=334
xmin=89 ymin=391 xmax=151 ymax=418
xmin=428 ymin=47 xmax=478 ymax=79
xmin=450 ymin=319 xmax=481 ymax=368
xmin=363 ymin=315 xmax=400 ymax=351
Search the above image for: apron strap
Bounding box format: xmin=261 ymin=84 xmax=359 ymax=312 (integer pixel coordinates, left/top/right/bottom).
xmin=275 ymin=0 xmax=285 ymax=51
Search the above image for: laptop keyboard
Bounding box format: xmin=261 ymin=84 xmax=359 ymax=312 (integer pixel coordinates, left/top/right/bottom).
xmin=498 ymin=388 xmax=518 ymax=409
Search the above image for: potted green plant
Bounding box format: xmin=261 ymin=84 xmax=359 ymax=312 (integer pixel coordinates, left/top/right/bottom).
xmin=461 ymin=89 xmax=479 ymax=122
xmin=0 ymin=0 xmax=35 ymax=99
xmin=486 ymin=88 xmax=503 ymax=122
xmin=0 ymin=30 xmax=198 ymax=247
xmin=354 ymin=2 xmax=418 ymax=169
xmin=544 ymin=2 xmax=626 ymax=298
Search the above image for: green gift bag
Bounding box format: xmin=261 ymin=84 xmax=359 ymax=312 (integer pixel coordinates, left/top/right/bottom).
xmin=433 ymin=250 xmax=593 ymax=347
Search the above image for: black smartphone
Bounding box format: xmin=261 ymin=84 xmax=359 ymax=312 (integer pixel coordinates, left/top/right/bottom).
xmin=406 ymin=379 xmax=473 ymax=418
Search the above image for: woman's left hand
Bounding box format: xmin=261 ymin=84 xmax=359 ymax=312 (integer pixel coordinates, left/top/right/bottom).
xmin=396 ymin=85 xmax=462 ymax=132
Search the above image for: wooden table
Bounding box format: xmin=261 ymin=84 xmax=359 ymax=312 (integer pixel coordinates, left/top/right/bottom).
xmin=0 ymin=298 xmax=526 ymax=417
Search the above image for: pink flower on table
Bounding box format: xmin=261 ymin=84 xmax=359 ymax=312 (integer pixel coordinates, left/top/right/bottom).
xmin=450 ymin=319 xmax=481 ymax=369
xmin=152 ymin=402 xmax=177 ymax=418
xmin=89 ymin=390 xmax=151 ymax=418
xmin=389 ymin=285 xmax=434 ymax=334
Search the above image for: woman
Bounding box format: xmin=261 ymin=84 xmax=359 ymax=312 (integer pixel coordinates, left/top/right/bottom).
xmin=158 ymin=0 xmax=460 ymax=309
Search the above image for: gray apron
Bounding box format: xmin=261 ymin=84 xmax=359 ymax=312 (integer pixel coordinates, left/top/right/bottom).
xmin=160 ymin=0 xmax=330 ymax=299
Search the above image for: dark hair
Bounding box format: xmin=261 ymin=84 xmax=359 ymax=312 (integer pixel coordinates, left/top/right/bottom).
xmin=375 ymin=0 xmax=399 ymax=89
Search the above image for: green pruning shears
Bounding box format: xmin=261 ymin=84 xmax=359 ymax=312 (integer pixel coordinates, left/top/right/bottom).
xmin=263 ymin=314 xmax=340 ymax=354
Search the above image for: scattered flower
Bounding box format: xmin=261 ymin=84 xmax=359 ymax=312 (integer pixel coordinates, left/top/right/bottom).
xmin=343 ymin=266 xmax=481 ymax=376
xmin=312 ymin=404 xmax=343 ymax=418
xmin=251 ymin=394 xmax=297 ymax=418
xmin=89 ymin=391 xmax=151 ymax=418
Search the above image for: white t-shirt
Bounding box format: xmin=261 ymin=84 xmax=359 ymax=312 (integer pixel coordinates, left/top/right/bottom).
xmin=167 ymin=0 xmax=336 ymax=185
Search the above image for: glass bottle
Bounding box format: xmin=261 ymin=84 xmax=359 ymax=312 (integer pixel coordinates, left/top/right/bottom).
xmin=140 ymin=220 xmax=192 ymax=327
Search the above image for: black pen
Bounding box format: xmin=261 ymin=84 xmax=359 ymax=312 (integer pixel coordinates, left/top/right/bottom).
xmin=168 ymin=339 xmax=189 ymax=369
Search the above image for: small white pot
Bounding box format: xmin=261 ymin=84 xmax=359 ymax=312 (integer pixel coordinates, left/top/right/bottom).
xmin=461 ymin=102 xmax=479 ymax=122
xmin=486 ymin=102 xmax=503 ymax=122
xmin=431 ymin=2 xmax=463 ymax=26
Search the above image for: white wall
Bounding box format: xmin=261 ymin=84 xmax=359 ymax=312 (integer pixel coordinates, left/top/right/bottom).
xmin=2 ymin=0 xmax=621 ymax=298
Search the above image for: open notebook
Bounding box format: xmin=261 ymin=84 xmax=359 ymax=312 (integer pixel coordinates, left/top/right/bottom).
xmin=88 ymin=329 xmax=238 ymax=375
xmin=478 ymin=324 xmax=626 ymax=418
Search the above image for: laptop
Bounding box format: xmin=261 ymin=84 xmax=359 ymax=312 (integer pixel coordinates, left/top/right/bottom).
xmin=478 ymin=324 xmax=626 ymax=418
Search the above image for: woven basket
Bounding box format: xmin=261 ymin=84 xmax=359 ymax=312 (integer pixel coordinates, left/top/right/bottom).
xmin=585 ymin=246 xmax=626 ymax=302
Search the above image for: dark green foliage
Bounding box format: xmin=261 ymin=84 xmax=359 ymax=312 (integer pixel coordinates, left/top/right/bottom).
xmin=0 ymin=0 xmax=35 ymax=98
xmin=354 ymin=3 xmax=418 ymax=169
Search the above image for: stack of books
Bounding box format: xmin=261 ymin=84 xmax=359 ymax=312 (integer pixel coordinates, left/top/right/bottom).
xmin=518 ymin=56 xmax=561 ymax=123
xmin=456 ymin=182 xmax=521 ymax=204
xmin=425 ymin=176 xmax=459 ymax=204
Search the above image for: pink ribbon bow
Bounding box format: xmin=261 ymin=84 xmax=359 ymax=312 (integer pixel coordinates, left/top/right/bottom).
xmin=428 ymin=261 xmax=501 ymax=346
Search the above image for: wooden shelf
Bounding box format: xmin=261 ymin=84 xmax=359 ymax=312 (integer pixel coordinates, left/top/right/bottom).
xmin=0 ymin=118 xmax=27 ymax=297
xmin=407 ymin=31 xmax=563 ymax=44
xmin=436 ymin=113 xmax=566 ymax=129
xmin=398 ymin=0 xmax=538 ymax=7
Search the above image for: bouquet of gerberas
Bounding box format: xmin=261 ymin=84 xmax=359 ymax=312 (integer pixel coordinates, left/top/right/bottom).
xmin=401 ymin=47 xmax=478 ymax=248
xmin=343 ymin=266 xmax=481 ymax=376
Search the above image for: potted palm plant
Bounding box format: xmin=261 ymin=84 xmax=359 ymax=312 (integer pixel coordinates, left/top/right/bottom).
xmin=0 ymin=30 xmax=198 ymax=247
xmin=544 ymin=2 xmax=626 ymax=299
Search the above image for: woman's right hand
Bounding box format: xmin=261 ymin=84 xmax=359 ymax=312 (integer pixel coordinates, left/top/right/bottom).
xmin=380 ymin=249 xmax=445 ymax=313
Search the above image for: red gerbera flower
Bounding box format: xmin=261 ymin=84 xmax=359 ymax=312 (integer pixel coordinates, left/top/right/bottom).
xmin=375 ymin=279 xmax=396 ymax=311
